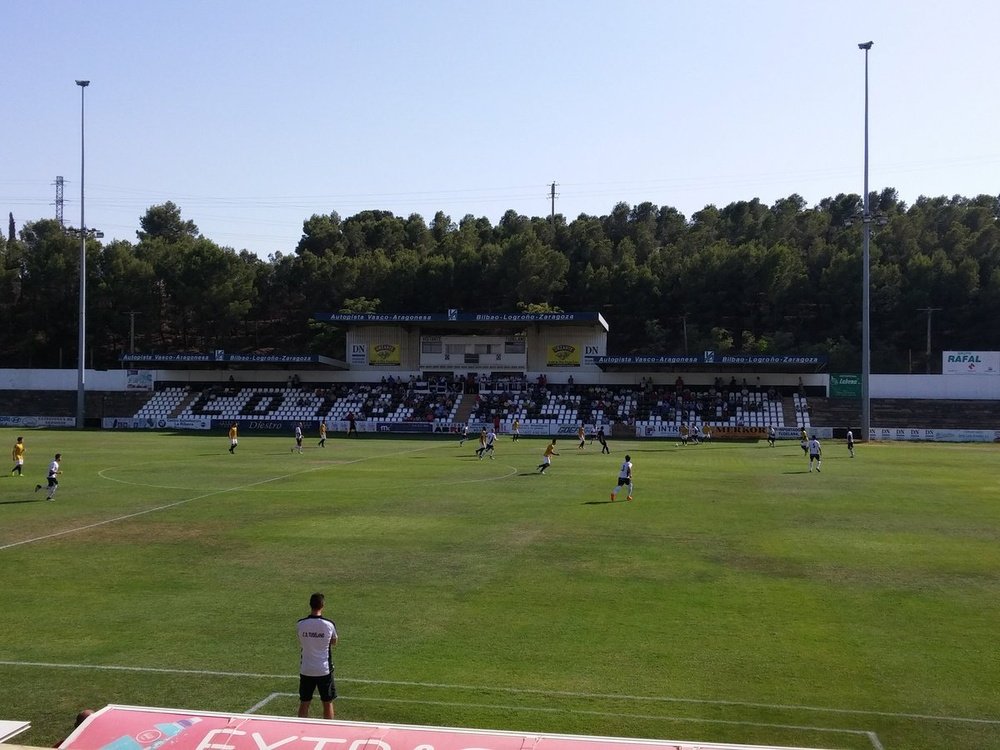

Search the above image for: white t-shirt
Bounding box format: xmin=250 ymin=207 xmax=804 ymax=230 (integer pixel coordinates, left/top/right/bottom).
xmin=808 ymin=438 xmax=822 ymax=455
xmin=297 ymin=615 xmax=337 ymax=676
xmin=48 ymin=460 xmax=60 ymax=478
xmin=619 ymin=460 xmax=632 ymax=480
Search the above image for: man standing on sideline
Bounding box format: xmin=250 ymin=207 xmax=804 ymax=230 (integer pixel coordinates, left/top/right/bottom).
xmin=610 ymin=454 xmax=633 ymax=502
xmin=228 ymin=423 xmax=239 ymax=454
xmin=847 ymin=429 xmax=855 ymax=458
xmin=297 ymin=592 xmax=338 ymax=719
xmin=11 ymin=436 xmax=25 ymax=476
xmin=35 ymin=453 xmax=61 ymax=500
xmin=808 ymin=435 xmax=822 ymax=473
xmin=319 ymin=421 xmax=327 ymax=448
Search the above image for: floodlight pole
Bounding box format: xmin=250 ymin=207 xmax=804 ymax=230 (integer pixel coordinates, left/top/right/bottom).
xmin=858 ymin=42 xmax=873 ymax=441
xmin=76 ymin=79 xmax=90 ymax=430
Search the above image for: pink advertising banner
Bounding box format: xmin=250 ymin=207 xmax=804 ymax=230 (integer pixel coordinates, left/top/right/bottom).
xmin=59 ymin=706 xmax=821 ymax=750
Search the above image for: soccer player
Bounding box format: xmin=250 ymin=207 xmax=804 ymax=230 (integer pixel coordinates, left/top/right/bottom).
xmin=577 ymin=425 xmax=586 ymax=449
xmin=228 ymin=423 xmax=239 ymax=454
xmin=459 ymin=424 xmax=470 ymax=446
xmin=679 ymin=422 xmax=689 ymax=446
xmin=475 ymin=428 xmax=488 ymax=459
xmin=597 ymin=426 xmax=610 ymax=454
xmin=808 ymin=435 xmax=822 ymax=472
xmin=846 ymin=429 xmax=855 ymax=458
xmin=318 ymin=421 xmax=327 ymax=448
xmin=293 ymin=422 xmax=304 ymax=454
xmin=767 ymin=425 xmax=776 ymax=447
xmin=799 ymin=427 xmax=809 ymax=456
xmin=296 ymin=592 xmax=338 ymax=719
xmin=35 ymin=453 xmax=62 ymax=500
xmin=483 ymin=428 xmax=497 ymax=460
xmin=610 ymin=454 xmax=633 ymax=502
xmin=11 ymin=436 xmax=25 ymax=476
xmin=511 ymin=418 xmax=520 ymax=442
xmin=537 ymin=439 xmax=559 ymax=474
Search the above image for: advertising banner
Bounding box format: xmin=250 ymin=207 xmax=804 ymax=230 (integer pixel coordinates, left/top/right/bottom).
xmin=829 ymin=373 xmax=861 ymax=398
xmin=126 ymin=369 xmax=154 ymax=391
xmin=0 ymin=415 xmax=76 ymax=428
xmin=942 ymin=351 xmax=1000 ymax=375
xmin=349 ymin=343 xmax=367 ymax=366
xmin=102 ymin=418 xmax=211 ymax=430
xmin=547 ymin=344 xmax=581 ymax=367
xmin=369 ymin=343 xmax=401 ymax=366
xmin=62 ymin=705 xmax=788 ymax=750
xmin=870 ymin=427 xmax=1000 ymax=443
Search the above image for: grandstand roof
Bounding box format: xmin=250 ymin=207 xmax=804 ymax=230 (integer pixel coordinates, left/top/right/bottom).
xmin=120 ymin=353 xmax=347 ymax=369
xmin=596 ymin=353 xmax=828 ymax=372
xmin=313 ymin=310 xmax=610 ymax=332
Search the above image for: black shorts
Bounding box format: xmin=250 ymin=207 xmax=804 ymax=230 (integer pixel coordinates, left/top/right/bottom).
xmin=617 ymin=477 xmax=631 ymax=486
xmin=299 ymin=672 xmax=336 ymax=702
xmin=48 ymin=477 xmax=59 ymax=488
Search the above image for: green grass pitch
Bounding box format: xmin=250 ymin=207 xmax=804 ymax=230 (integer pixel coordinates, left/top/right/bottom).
xmin=1 ymin=428 xmax=999 ymax=749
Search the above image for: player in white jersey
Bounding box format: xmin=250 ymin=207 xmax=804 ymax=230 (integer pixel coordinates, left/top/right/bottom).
xmin=482 ymin=428 xmax=497 ymax=459
xmin=297 ymin=592 xmax=338 ymax=719
xmin=293 ymin=422 xmax=304 ymax=454
xmin=35 ymin=453 xmax=62 ymax=500
xmin=808 ymin=435 xmax=822 ymax=472
xmin=610 ymin=454 xmax=633 ymax=502
xmin=846 ymin=429 xmax=855 ymax=458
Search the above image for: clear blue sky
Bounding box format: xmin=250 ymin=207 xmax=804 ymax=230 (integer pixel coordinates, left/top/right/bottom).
xmin=4 ymin=0 xmax=998 ymax=258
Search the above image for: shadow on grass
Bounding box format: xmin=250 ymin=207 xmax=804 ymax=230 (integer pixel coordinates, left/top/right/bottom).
xmin=0 ymin=498 xmax=41 ymax=505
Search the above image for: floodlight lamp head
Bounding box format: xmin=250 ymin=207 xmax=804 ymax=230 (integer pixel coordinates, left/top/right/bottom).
xmin=76 ymin=80 xmax=90 ymax=87
xmin=858 ymin=41 xmax=873 ymax=50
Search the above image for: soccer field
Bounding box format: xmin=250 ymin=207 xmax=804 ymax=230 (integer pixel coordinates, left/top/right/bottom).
xmin=1 ymin=429 xmax=998 ymax=749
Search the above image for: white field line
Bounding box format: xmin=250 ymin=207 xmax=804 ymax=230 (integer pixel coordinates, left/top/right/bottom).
xmin=247 ymin=692 xmax=882 ymax=750
xmin=0 ymin=443 xmax=446 ymax=551
xmin=2 ymin=660 xmax=997 ymax=727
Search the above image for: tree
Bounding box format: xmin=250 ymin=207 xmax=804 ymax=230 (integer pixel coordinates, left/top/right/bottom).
xmin=137 ymin=202 xmax=199 ymax=243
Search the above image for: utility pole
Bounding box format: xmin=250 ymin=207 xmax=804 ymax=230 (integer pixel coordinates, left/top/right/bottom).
xmin=54 ymin=176 xmax=65 ymax=227
xmin=122 ymin=311 xmax=142 ymax=353
xmin=917 ymin=307 xmax=941 ymax=373
xmin=549 ymin=181 xmax=558 ymax=225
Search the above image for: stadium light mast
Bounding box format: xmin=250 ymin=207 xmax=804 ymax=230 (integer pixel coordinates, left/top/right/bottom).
xmin=858 ymin=42 xmax=873 ymax=441
xmin=76 ymin=79 xmax=89 ymax=429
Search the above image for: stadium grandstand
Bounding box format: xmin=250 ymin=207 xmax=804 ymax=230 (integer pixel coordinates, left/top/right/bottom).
xmin=3 ymin=311 xmax=1000 ymax=440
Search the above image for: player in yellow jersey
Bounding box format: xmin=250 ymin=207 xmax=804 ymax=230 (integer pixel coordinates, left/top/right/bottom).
xmin=537 ymin=439 xmax=559 ymax=474
xmin=318 ymin=421 xmax=327 ymax=448
xmin=228 ymin=423 xmax=238 ymax=454
xmin=577 ymin=425 xmax=586 ymax=449
xmin=11 ymin=436 xmax=26 ymax=476
xmin=511 ymin=418 xmax=520 ymax=442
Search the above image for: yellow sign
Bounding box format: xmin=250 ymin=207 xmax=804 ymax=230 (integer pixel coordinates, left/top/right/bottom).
xmin=369 ymin=343 xmax=401 ymax=366
xmin=547 ymin=343 xmax=580 ymax=367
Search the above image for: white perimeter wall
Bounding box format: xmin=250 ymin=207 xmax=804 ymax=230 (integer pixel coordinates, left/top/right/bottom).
xmin=3 ymin=370 xmax=1000 ymax=399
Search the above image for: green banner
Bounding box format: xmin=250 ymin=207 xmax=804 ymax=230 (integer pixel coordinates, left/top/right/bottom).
xmin=830 ymin=373 xmax=861 ymax=398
